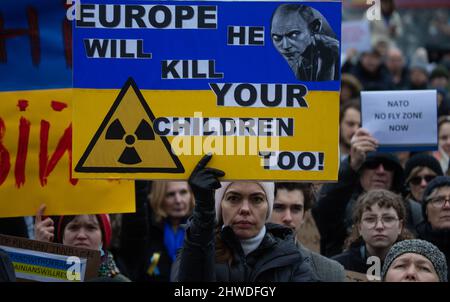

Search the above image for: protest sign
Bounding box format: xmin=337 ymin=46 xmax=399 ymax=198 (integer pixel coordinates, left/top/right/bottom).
xmin=341 ymin=20 xmax=371 ymax=55
xmin=73 ymin=0 xmax=341 ymax=181
xmin=0 ymin=234 xmax=100 ymax=282
xmin=361 ymin=90 xmax=438 ymax=152
xmin=0 ymin=0 xmax=134 ymax=217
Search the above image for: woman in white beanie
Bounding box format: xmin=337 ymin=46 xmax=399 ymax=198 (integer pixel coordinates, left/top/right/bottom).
xmin=172 ymin=154 xmax=315 ymax=282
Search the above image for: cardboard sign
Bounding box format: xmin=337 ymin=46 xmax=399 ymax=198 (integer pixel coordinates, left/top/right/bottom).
xmin=0 ymin=1 xmax=135 ymax=217
xmin=361 ymin=90 xmax=438 ymax=152
xmin=0 ymin=234 xmax=100 ymax=282
xmin=73 ymin=0 xmax=341 ymax=181
xmin=345 ymin=270 xmax=370 ymax=282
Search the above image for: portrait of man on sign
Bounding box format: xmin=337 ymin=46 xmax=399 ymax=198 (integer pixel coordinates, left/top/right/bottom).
xmin=271 ymin=4 xmax=339 ymax=82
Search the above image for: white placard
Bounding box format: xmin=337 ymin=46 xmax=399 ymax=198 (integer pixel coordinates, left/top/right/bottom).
xmin=341 ymin=20 xmax=371 ymax=56
xmin=361 ymin=90 xmax=438 ymax=151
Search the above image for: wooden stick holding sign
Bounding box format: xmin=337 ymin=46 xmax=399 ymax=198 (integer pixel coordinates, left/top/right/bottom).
xmin=0 ymin=234 xmax=100 ymax=282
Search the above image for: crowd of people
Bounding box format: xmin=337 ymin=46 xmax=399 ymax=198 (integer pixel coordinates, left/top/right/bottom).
xmin=1 ymin=0 xmax=450 ymax=282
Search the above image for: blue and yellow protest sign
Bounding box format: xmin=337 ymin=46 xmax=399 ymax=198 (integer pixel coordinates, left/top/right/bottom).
xmin=73 ymin=0 xmax=341 ymax=181
xmin=0 ymin=0 xmax=134 ymax=217
xmin=0 ymin=234 xmax=101 ymax=282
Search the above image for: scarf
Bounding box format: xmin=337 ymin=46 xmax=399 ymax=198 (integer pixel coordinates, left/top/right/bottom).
xmin=163 ymin=220 xmax=185 ymax=262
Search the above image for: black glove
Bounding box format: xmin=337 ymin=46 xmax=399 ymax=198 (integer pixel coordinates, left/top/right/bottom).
xmin=188 ymin=154 xmax=225 ymax=212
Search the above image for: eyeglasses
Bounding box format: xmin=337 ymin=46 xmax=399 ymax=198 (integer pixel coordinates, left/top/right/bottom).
xmin=409 ymin=175 xmax=436 ymax=186
xmin=426 ymin=196 xmax=450 ymax=208
xmin=361 ymin=216 xmax=399 ymax=229
xmin=364 ymin=161 xmax=396 ymax=172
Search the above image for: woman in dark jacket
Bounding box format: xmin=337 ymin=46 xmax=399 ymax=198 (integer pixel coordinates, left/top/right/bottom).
xmin=332 ymin=189 xmax=412 ymax=276
xmin=417 ymin=176 xmax=450 ymax=280
xmin=119 ymin=180 xmax=194 ymax=282
xmin=34 ymin=205 xmax=129 ymax=281
xmin=173 ymin=155 xmax=315 ymax=282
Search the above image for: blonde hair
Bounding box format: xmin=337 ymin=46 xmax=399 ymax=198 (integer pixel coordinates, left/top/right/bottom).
xmin=149 ymin=181 xmax=195 ymax=223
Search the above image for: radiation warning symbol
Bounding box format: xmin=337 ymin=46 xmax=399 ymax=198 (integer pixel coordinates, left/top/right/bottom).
xmin=75 ymin=78 xmax=184 ymax=173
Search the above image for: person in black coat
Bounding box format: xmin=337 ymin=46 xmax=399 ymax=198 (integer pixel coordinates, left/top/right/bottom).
xmin=312 ymin=128 xmax=408 ymax=257
xmin=332 ymin=189 xmax=413 ymax=276
xmin=119 ymin=180 xmax=194 ymax=282
xmin=173 ymin=155 xmax=316 ymax=282
xmin=350 ymin=49 xmax=394 ymax=91
xmin=416 ymin=176 xmax=450 ymax=280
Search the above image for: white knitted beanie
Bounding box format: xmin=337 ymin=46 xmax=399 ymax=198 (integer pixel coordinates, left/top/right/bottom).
xmin=214 ymin=182 xmax=274 ymax=224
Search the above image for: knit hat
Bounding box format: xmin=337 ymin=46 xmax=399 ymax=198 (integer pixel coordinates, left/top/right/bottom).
xmin=422 ymin=176 xmax=450 ymax=220
xmin=430 ymin=65 xmax=449 ymax=80
xmin=56 ymin=214 xmax=112 ymax=248
xmin=409 ymin=61 xmax=429 ymax=76
xmin=404 ymin=153 xmax=443 ymax=181
xmin=215 ymin=182 xmax=274 ymax=224
xmin=381 ymin=239 xmax=448 ymax=282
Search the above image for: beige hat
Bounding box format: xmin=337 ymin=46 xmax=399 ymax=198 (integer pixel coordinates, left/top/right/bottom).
xmin=214 ymin=182 xmax=274 ymax=224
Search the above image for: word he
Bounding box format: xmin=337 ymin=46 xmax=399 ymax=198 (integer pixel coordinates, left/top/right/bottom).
xmin=162 ymin=60 xmax=223 ymax=79
xmin=153 ymin=117 xmax=293 ymax=136
xmin=210 ymin=83 xmax=308 ymax=108
xmin=76 ymin=4 xmax=217 ymax=29
xmin=228 ymin=26 xmax=264 ymax=46
xmin=259 ymin=151 xmax=324 ymax=171
xmin=84 ymin=39 xmax=151 ymax=59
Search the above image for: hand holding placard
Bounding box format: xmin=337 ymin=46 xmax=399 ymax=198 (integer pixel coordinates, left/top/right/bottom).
xmin=350 ymin=128 xmax=379 ymax=171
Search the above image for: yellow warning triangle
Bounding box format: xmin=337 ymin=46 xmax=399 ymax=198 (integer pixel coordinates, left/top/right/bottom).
xmin=75 ymin=78 xmax=184 ymax=173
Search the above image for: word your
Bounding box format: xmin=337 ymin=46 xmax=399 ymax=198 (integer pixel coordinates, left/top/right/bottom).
xmin=210 ymin=83 xmax=308 ymax=108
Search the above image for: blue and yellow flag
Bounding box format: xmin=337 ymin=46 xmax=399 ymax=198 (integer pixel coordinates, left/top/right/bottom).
xmin=0 ymin=0 xmax=134 ymax=217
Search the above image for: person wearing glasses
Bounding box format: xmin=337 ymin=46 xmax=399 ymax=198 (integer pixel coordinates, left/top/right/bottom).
xmin=313 ymin=128 xmax=406 ymax=257
xmin=416 ymin=176 xmax=450 ymax=280
xmin=332 ymin=189 xmax=412 ymax=276
xmin=401 ymin=153 xmax=443 ymax=234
